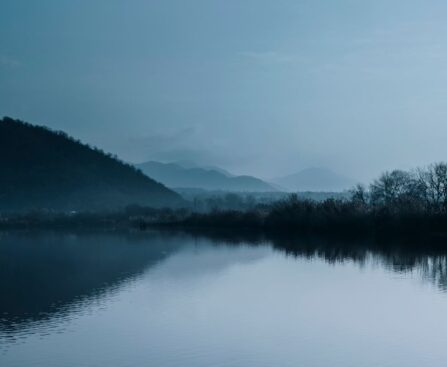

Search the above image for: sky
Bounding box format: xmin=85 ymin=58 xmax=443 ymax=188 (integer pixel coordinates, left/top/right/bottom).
xmin=2 ymin=0 xmax=447 ymax=183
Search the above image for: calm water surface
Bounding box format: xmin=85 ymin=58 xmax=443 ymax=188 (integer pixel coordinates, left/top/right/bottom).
xmin=2 ymin=230 xmax=447 ymax=366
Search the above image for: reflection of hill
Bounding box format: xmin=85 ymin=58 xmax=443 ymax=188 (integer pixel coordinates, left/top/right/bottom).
xmin=0 ymin=231 xmax=184 ymax=334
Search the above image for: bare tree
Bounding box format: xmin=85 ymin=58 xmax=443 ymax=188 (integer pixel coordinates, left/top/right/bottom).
xmin=418 ymin=163 xmax=447 ymax=213
xmin=369 ymin=170 xmax=425 ymax=212
xmin=350 ymin=184 xmax=368 ymax=208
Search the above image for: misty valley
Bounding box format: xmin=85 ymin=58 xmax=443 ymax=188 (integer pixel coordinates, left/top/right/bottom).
xmin=3 ymin=117 xmax=447 ymax=238
xmin=4 ymin=89 xmax=447 ymax=367
xmin=3 ymin=117 xmax=447 ymax=366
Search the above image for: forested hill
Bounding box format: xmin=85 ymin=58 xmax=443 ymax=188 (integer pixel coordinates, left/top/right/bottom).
xmin=0 ymin=117 xmax=183 ymax=212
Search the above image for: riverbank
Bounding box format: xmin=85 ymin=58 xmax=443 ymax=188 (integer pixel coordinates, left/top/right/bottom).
xmin=3 ymin=195 xmax=447 ymax=240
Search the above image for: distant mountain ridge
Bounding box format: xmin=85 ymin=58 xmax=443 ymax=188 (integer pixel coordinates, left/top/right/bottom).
xmin=0 ymin=117 xmax=183 ymax=212
xmin=137 ymin=161 xmax=276 ymax=192
xmin=274 ymin=167 xmax=355 ymax=192
xmin=173 ymin=160 xmax=234 ymax=177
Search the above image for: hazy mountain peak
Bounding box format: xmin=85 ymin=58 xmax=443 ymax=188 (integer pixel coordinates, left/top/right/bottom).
xmin=172 ymin=160 xmax=233 ymax=177
xmin=137 ymin=161 xmax=275 ymax=192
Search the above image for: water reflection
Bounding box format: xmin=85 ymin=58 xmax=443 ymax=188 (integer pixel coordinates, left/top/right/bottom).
xmin=186 ymin=229 xmax=447 ymax=291
xmin=2 ymin=229 xmax=447 ymax=334
xmin=0 ymin=230 xmax=184 ymax=337
xmin=271 ymin=235 xmax=447 ymax=292
xmin=2 ymin=229 xmax=447 ymax=366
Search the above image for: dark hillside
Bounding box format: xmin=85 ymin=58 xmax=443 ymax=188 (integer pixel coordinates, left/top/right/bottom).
xmin=0 ymin=117 xmax=183 ymax=212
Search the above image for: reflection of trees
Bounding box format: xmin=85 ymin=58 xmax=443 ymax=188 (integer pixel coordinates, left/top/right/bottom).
xmin=274 ymin=235 xmax=447 ymax=291
xmin=178 ymin=228 xmax=447 ymax=291
xmin=277 ymin=236 xmax=447 ymax=291
xmin=414 ymin=256 xmax=447 ymax=291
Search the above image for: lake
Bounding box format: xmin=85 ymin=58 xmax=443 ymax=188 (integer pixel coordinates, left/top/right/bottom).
xmin=1 ymin=230 xmax=447 ymax=366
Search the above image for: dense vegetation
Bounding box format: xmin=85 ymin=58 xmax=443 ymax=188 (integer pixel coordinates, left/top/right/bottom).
xmin=176 ymin=189 xmax=347 ymax=212
xmin=154 ymin=163 xmax=447 ymax=236
xmin=0 ymin=117 xmax=183 ymax=212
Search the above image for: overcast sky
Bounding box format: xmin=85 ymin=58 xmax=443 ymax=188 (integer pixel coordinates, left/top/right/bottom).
xmin=2 ymin=0 xmax=447 ymax=182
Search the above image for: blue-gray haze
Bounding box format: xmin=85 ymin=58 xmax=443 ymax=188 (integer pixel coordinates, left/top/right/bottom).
xmin=1 ymin=0 xmax=447 ymax=182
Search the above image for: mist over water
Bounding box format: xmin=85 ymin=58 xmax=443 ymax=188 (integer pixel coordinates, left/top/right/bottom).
xmin=2 ymin=230 xmax=447 ymax=366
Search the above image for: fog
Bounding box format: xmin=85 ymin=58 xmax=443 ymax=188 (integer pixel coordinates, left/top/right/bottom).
xmin=2 ymin=0 xmax=447 ymax=182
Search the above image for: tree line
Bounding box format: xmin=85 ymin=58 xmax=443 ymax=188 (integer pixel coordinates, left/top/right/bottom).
xmin=352 ymin=163 xmax=447 ymax=214
xmin=160 ymin=163 xmax=447 ymax=236
xmin=4 ymin=151 xmax=447 ymax=237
